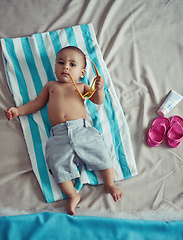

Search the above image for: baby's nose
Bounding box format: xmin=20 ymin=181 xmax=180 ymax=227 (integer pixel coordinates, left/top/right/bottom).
xmin=63 ymin=64 xmax=69 ymax=69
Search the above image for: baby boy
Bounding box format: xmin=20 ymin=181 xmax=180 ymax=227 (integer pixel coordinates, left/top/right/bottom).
xmin=5 ymin=46 xmax=122 ymax=215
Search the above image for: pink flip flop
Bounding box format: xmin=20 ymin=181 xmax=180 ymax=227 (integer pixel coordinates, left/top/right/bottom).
xmin=167 ymin=116 xmax=183 ymax=148
xmin=147 ymin=117 xmax=170 ymax=147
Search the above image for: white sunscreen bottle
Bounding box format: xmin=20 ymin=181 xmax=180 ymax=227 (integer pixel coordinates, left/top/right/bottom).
xmin=157 ymin=90 xmax=183 ymax=117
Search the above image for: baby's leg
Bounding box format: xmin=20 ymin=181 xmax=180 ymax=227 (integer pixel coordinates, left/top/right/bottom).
xmin=58 ymin=180 xmax=80 ymax=215
xmin=100 ymin=167 xmax=123 ymax=202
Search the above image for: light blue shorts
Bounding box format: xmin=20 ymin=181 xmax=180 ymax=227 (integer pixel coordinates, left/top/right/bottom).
xmin=45 ymin=119 xmax=113 ymax=184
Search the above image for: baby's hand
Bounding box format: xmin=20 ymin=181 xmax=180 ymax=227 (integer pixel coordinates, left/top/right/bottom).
xmin=4 ymin=107 xmax=19 ymax=121
xmin=95 ymin=76 xmax=104 ymax=90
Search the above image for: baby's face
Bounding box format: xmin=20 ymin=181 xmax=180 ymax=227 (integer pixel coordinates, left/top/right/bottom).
xmin=55 ymin=49 xmax=86 ymax=83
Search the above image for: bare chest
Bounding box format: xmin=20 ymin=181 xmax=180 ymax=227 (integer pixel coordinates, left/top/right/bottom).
xmin=49 ymin=82 xmax=84 ymax=100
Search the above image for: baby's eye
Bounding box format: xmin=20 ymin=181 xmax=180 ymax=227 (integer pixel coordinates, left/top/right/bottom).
xmin=58 ymin=61 xmax=64 ymax=65
xmin=70 ymin=63 xmax=76 ymax=67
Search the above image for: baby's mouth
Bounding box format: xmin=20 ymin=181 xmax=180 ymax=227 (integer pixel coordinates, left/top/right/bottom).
xmin=61 ymin=72 xmax=69 ymax=77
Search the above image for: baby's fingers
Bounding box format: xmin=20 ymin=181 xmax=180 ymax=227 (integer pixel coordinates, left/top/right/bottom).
xmin=4 ymin=110 xmax=11 ymax=121
xmin=95 ymin=76 xmax=104 ymax=90
xmin=4 ymin=108 xmax=14 ymax=121
xmin=95 ymin=81 xmax=104 ymax=90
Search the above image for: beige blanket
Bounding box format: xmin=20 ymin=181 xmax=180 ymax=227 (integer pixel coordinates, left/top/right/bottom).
xmin=0 ymin=0 xmax=183 ymax=218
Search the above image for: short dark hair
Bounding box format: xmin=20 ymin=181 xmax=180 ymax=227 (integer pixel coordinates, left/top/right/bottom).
xmin=56 ymin=46 xmax=86 ymax=68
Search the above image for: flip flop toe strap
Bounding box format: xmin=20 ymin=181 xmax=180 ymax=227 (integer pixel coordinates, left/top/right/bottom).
xmin=148 ymin=123 xmax=166 ymax=144
xmin=167 ymin=122 xmax=183 ymax=144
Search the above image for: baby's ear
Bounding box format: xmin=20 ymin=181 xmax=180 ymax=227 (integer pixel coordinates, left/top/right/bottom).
xmin=80 ymin=69 xmax=86 ymax=78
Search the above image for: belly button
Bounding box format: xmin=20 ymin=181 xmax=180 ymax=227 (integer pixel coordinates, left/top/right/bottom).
xmin=64 ymin=115 xmax=68 ymax=118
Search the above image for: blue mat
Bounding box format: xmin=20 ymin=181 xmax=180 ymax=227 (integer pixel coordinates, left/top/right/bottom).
xmin=0 ymin=212 xmax=183 ymax=240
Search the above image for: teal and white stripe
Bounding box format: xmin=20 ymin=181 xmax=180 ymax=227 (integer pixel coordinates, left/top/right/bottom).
xmin=1 ymin=23 xmax=137 ymax=203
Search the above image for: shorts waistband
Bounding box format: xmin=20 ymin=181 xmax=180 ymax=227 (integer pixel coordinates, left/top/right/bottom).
xmin=50 ymin=119 xmax=91 ymax=136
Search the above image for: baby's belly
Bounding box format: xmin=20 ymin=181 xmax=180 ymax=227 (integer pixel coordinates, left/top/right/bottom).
xmin=48 ymin=105 xmax=86 ymax=126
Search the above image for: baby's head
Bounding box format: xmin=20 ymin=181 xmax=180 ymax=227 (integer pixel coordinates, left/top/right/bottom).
xmin=55 ymin=46 xmax=86 ymax=82
xmin=56 ymin=46 xmax=86 ymax=68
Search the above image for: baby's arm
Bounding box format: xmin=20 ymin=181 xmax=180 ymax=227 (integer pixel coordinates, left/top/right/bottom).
xmin=5 ymin=82 xmax=50 ymax=121
xmin=88 ymin=76 xmax=105 ymax=105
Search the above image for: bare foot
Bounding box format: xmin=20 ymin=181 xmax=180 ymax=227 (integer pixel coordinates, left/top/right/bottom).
xmin=105 ymin=184 xmax=123 ymax=202
xmin=67 ymin=193 xmax=81 ymax=215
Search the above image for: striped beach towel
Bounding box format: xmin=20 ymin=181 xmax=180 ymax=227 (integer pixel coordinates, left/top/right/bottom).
xmin=1 ymin=23 xmax=137 ymax=203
